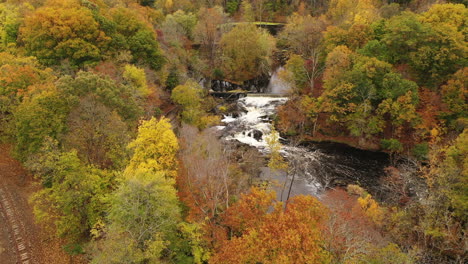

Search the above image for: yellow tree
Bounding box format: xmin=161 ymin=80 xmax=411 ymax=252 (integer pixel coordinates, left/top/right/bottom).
xmin=266 ymin=127 xmax=288 ymax=172
xmin=171 ymin=80 xmax=220 ymax=128
xmin=0 ymin=1 xmax=29 ymax=49
xmin=323 ymin=23 xmax=374 ymax=54
xmin=123 ymin=64 xmax=150 ymax=97
xmin=327 ymin=0 xmax=379 ymax=26
xmin=0 ymin=53 xmax=54 ymax=139
xmin=93 ymin=117 xmax=182 ymax=263
xmin=126 ymin=117 xmax=179 ymax=177
xmin=441 ymin=67 xmax=467 ymax=124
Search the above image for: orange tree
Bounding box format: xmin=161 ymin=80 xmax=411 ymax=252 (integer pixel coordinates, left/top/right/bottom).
xmin=211 ymin=188 xmax=331 ymax=264
xmin=19 ymin=0 xmax=109 ymax=67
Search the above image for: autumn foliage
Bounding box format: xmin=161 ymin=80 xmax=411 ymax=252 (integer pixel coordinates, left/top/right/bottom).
xmin=211 ymin=188 xmax=331 ymax=264
xmin=0 ymin=0 xmax=465 ymax=263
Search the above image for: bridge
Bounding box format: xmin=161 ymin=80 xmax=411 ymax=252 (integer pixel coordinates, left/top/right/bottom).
xmin=209 ymin=91 xmax=287 ymax=99
xmin=246 ymin=93 xmax=287 ymax=98
xmin=221 ymin=22 xmax=285 ymax=35
xmin=209 ymin=91 xmax=247 ymax=100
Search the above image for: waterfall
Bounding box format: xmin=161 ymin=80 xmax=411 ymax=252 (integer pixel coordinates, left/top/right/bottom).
xmin=222 ymin=96 xmax=288 ymax=147
xmin=267 ymin=67 xmax=291 ymax=94
xmin=220 ymin=96 xmax=325 ymax=197
xmin=217 ymin=76 xmax=389 ymax=199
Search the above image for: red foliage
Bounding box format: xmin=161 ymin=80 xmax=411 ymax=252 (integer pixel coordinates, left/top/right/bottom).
xmin=92 ymin=61 xmax=120 ymax=81
xmin=416 ymin=88 xmax=442 ymax=138
xmin=312 ymin=75 xmax=324 ymax=98
xmin=276 ymin=98 xmax=308 ymax=136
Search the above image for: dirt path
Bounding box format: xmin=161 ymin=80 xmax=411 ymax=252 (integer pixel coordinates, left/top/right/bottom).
xmin=0 ymin=144 xmax=84 ymax=264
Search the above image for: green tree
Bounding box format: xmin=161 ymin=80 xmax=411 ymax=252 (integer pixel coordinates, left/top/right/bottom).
xmin=93 ymin=117 xmax=181 ymax=263
xmin=441 ymin=67 xmax=467 ymax=127
xmin=163 ymin=10 xmax=197 ymax=40
xmin=0 ymin=2 xmax=25 ymax=49
xmin=0 ymin=53 xmax=54 ymax=139
xmin=377 ymin=91 xmax=420 ymax=137
xmin=219 ymin=23 xmax=275 ymax=82
xmin=176 ymin=222 xmax=211 ymax=264
xmin=345 ymin=100 xmax=385 ymax=137
xmin=381 ymin=138 xmax=403 ymax=152
xmin=382 ymin=12 xmax=433 ymax=64
xmin=171 ymin=80 xmax=202 ymax=123
xmin=383 ymin=8 xmax=467 ymax=86
xmin=381 ymin=138 xmax=403 ymax=164
xmin=279 ymin=13 xmax=327 ymax=90
xmin=282 ymin=53 xmax=326 ymax=93
xmin=165 ymin=66 xmax=179 ymax=90
xmin=358 ymin=40 xmax=392 ymax=62
xmin=349 ymin=243 xmax=413 ymax=264
xmin=24 ymin=137 xmax=62 ymax=187
xmin=109 ymin=7 xmax=165 ymax=70
xmin=56 ymin=71 xmax=142 ymax=122
xmin=93 ymin=168 xmax=180 ymax=264
xmin=378 ymin=72 xmax=418 ymax=101
xmin=412 ymin=142 xmax=429 ymax=161
xmin=13 ymin=87 xmax=70 ymax=160
xmin=171 ymin=80 xmax=220 ymax=128
xmin=394 ymin=130 xmax=468 ymax=261
xmin=320 ymin=46 xmax=419 ymax=137
xmin=31 ymin=150 xmax=115 ymax=244
xmin=432 ymin=130 xmax=468 ymax=221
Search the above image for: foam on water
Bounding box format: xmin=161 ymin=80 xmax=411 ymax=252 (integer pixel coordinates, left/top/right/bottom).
xmin=219 ymin=95 xmax=324 ymax=197
xmin=218 ymin=93 xmax=390 ymax=198
xmin=217 ymin=87 xmax=392 ymax=201
xmin=222 ymin=96 xmax=288 ymax=149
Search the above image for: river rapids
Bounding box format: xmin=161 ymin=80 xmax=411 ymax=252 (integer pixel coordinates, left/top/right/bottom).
xmin=217 ymin=95 xmax=389 ymax=200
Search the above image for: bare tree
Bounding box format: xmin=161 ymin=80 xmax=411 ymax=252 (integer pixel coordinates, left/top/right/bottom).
xmin=63 ymin=95 xmax=129 ymax=169
xmin=194 ymin=7 xmax=228 ymax=68
xmin=280 ymin=14 xmax=327 ymax=91
xmin=179 ymin=125 xmax=247 ymax=221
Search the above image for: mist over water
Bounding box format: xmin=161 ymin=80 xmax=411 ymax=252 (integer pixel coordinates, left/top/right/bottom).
xmin=267 ymin=67 xmax=291 ymax=94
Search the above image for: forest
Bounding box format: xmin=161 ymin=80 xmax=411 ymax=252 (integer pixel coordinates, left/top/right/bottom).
xmin=0 ymin=0 xmax=466 ymax=263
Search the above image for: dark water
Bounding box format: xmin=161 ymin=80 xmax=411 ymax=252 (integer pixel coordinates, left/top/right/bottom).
xmin=258 ymin=141 xmax=390 ymax=200
xmin=219 ymin=95 xmax=391 ymax=200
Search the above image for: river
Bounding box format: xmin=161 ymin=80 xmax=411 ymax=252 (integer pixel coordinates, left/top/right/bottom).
xmin=215 ymin=72 xmax=390 ymax=200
